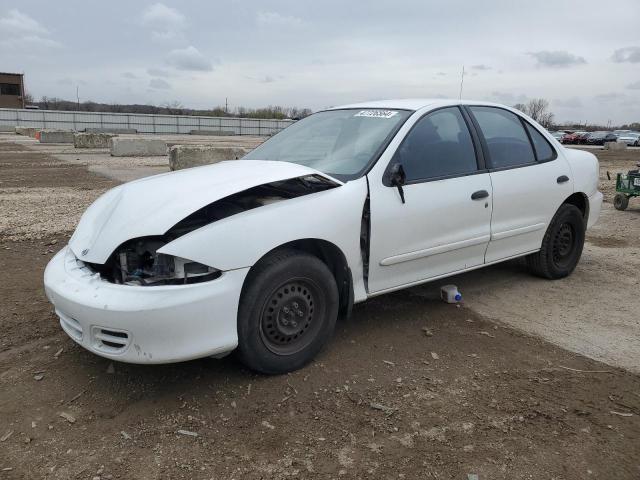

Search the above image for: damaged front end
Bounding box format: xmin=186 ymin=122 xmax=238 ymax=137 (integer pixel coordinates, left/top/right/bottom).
xmin=86 ymin=237 xmax=222 ymax=286
xmin=84 ymin=174 xmax=339 ymax=286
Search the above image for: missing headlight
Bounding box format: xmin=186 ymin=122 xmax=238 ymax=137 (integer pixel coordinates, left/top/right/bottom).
xmin=87 ymin=237 xmax=221 ymax=286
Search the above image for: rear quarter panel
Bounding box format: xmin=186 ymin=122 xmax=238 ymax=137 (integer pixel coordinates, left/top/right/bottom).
xmin=562 ymin=147 xmax=599 ymax=197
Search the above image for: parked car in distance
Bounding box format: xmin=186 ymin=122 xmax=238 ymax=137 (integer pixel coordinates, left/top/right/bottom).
xmin=44 ymin=99 xmax=603 ymax=374
xmin=576 ymin=131 xmax=592 ymax=144
xmin=616 ymin=132 xmax=640 ymax=146
xmin=550 ymin=131 xmax=566 ymax=142
xmin=586 ymin=131 xmax=618 ymax=145
xmin=561 ymin=131 xmax=587 ymax=144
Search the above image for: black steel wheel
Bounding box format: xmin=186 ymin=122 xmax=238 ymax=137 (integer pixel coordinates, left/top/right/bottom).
xmin=237 ymin=248 xmax=338 ymax=374
xmin=259 ymin=279 xmax=322 ymax=356
xmin=614 ymin=193 xmax=629 ymax=211
xmin=527 ymin=204 xmax=585 ymax=279
xmin=551 ymin=222 xmax=576 ymax=269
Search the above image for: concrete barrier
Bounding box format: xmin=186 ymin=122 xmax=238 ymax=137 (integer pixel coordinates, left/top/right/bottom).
xmin=15 ymin=126 xmax=38 ymax=137
xmin=189 ymin=129 xmax=236 ymax=136
xmin=39 ymin=130 xmax=75 ymax=144
xmin=0 ymin=125 xmax=15 ymax=132
xmin=110 ymin=137 xmax=167 ymax=157
xmin=169 ymin=145 xmax=248 ymax=171
xmin=85 ymin=127 xmax=137 ymax=134
xmin=605 ymin=141 xmax=627 ymax=151
xmin=74 ymin=132 xmax=116 ymax=149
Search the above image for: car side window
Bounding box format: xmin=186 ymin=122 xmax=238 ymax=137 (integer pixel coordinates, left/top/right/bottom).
xmin=392 ymin=107 xmax=478 ymax=181
xmin=469 ymin=106 xmax=535 ymax=169
xmin=524 ymin=123 xmax=556 ymax=162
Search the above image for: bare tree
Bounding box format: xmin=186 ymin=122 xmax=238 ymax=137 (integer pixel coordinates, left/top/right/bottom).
xmin=162 ymin=101 xmax=185 ymax=115
xmin=513 ymin=103 xmax=527 ymax=114
xmin=512 ymin=98 xmax=555 ymax=128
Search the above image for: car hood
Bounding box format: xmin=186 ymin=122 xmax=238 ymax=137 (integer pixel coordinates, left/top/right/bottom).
xmin=69 ymin=160 xmax=340 ymax=264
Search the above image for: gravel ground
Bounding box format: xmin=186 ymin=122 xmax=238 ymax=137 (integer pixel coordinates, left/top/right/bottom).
xmin=0 ymin=187 xmax=109 ymax=241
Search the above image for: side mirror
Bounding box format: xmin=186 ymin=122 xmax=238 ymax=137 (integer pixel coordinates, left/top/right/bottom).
xmin=388 ymin=163 xmax=406 ymax=204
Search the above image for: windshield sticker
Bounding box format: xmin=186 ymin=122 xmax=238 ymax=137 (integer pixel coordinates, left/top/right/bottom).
xmin=354 ymin=110 xmax=399 ymax=119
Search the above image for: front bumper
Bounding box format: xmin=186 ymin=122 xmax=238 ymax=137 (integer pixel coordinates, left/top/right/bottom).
xmin=44 ymin=247 xmax=249 ymax=364
xmin=587 ymin=191 xmax=603 ymax=229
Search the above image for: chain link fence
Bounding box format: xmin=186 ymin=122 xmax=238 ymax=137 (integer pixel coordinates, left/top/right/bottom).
xmin=0 ymin=108 xmax=295 ymax=136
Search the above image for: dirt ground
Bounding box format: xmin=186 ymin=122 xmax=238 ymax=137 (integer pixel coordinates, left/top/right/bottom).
xmin=449 ymin=147 xmax=640 ymax=373
xmin=0 ymin=135 xmax=639 ymax=479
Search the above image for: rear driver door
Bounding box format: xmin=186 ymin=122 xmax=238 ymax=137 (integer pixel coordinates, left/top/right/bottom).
xmin=466 ymin=106 xmax=574 ymax=262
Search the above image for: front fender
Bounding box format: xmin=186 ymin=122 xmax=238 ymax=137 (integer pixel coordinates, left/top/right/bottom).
xmin=158 ymin=177 xmax=369 ymax=301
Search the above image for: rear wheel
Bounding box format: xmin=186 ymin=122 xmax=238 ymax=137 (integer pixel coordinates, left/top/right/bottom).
xmin=237 ymin=249 xmax=338 ymax=374
xmin=614 ymin=193 xmax=629 ymax=211
xmin=527 ymin=204 xmax=585 ymax=279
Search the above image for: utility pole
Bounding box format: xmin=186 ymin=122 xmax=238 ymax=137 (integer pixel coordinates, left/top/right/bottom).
xmin=225 ymin=97 xmax=228 ymax=114
xmin=76 ymin=85 xmax=80 ymax=111
xmin=458 ymin=65 xmax=465 ymax=100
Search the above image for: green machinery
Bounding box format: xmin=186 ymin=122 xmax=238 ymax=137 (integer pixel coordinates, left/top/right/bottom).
xmin=612 ymin=165 xmax=640 ymax=211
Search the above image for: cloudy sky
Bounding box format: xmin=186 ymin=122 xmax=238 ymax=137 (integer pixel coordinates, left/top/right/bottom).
xmin=1 ymin=0 xmax=639 ymax=124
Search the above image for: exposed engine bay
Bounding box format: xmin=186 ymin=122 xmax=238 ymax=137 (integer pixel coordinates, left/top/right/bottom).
xmin=84 ymin=175 xmax=339 ymax=286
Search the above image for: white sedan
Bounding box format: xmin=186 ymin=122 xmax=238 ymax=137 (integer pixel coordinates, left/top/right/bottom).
xmin=44 ymin=99 xmax=602 ymax=373
xmin=617 ymin=132 xmax=640 ymax=146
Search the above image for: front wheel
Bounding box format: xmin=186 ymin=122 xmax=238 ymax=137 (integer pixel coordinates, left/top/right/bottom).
xmin=527 ymin=204 xmax=585 ymax=279
xmin=614 ymin=193 xmax=629 ymax=211
xmin=236 ymin=249 xmax=339 ymax=374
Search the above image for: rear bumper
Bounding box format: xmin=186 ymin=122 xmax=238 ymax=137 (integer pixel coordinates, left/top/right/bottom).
xmin=587 ymin=191 xmax=603 ymax=229
xmin=44 ymin=247 xmax=249 ymax=364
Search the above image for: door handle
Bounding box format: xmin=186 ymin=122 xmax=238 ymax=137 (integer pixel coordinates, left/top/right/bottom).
xmin=557 ymin=175 xmax=570 ymax=184
xmin=471 ymin=190 xmax=489 ymax=200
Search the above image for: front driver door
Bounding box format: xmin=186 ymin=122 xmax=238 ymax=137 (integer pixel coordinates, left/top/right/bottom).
xmin=367 ymin=106 xmax=493 ymax=294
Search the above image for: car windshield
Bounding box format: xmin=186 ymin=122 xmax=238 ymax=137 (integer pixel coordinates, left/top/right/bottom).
xmin=243 ymin=109 xmax=412 ymax=181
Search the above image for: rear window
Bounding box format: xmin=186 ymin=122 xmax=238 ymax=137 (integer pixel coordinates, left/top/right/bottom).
xmin=524 ymin=123 xmax=556 ymax=162
xmin=469 ymin=106 xmax=535 ymax=169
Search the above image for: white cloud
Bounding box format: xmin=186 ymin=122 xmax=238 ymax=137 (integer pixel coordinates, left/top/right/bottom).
xmin=147 ymin=68 xmax=171 ymax=78
xmin=627 ymin=80 xmax=640 ymax=90
xmin=0 ymin=9 xmax=47 ymax=35
xmin=122 ymin=72 xmax=137 ymax=79
xmin=141 ymin=3 xmax=186 ymax=40
xmin=527 ymin=50 xmax=586 ymax=68
xmin=256 ymin=11 xmax=303 ymax=28
xmin=0 ymin=35 xmax=61 ymax=50
xmin=611 ymin=46 xmax=640 ymax=63
xmin=0 ymin=9 xmax=60 ymax=51
xmin=149 ymin=78 xmax=171 ymax=89
xmin=142 ymin=3 xmax=186 ymax=29
xmin=165 ymin=46 xmax=213 ymax=72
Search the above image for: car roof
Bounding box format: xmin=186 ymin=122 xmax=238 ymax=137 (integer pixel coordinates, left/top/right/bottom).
xmin=328 ymin=98 xmax=513 ymax=111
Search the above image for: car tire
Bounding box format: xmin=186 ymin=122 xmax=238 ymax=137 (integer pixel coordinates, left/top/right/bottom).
xmin=527 ymin=204 xmax=585 ymax=279
xmin=614 ymin=193 xmax=629 ymax=211
xmin=236 ymin=248 xmax=339 ymax=374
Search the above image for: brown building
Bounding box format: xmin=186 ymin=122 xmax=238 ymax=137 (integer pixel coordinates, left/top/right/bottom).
xmin=0 ymin=72 xmax=25 ymax=109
